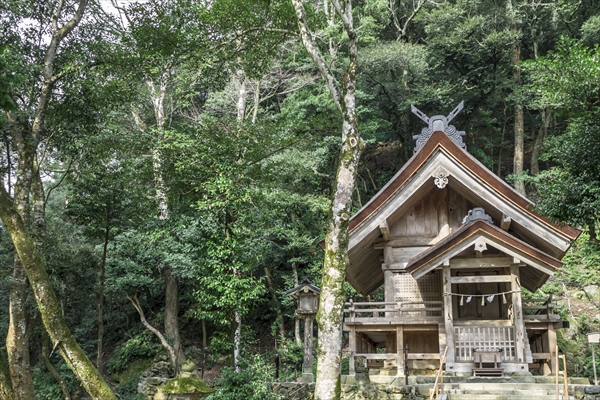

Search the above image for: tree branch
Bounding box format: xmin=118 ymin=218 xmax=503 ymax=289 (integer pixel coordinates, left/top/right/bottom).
xmin=126 ymin=293 xmax=179 ymax=375
xmin=290 ymin=0 xmax=343 ymax=113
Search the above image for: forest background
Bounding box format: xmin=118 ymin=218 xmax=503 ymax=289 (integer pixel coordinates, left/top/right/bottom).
xmin=1 ymin=0 xmax=600 ymax=399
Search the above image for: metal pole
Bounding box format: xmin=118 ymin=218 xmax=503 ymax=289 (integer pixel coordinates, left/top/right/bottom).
xmin=592 ymin=342 xmax=598 ymax=386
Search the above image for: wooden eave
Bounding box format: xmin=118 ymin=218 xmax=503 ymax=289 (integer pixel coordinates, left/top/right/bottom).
xmin=405 ymin=219 xmax=563 ymax=292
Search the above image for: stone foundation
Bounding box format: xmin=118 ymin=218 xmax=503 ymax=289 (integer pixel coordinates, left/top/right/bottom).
xmin=272 ymin=375 xmax=600 ymax=400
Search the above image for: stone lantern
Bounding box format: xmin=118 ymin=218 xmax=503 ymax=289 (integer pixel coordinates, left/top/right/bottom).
xmin=285 ymin=278 xmax=320 ymax=382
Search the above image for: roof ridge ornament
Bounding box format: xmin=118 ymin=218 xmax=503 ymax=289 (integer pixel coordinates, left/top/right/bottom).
xmin=462 ymin=207 xmax=494 ymax=225
xmin=411 ymin=101 xmax=467 ymax=153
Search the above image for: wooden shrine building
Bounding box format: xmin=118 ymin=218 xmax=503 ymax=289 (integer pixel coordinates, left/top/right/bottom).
xmin=343 ymin=103 xmax=581 ymax=377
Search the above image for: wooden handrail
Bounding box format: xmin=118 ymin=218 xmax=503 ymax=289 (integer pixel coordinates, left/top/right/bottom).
xmin=429 ymin=346 xmax=448 ymax=400
xmin=555 ymin=346 xmax=570 ymax=400
xmin=560 ymin=353 xmax=568 ymax=400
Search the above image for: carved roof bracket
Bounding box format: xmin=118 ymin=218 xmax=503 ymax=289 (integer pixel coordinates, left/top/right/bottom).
xmin=411 ymin=101 xmax=467 ymax=153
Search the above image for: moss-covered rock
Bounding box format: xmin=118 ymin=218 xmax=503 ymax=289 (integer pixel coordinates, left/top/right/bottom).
xmin=160 ymin=376 xmax=215 ymax=395
xmin=111 ymin=358 xmax=153 ymax=384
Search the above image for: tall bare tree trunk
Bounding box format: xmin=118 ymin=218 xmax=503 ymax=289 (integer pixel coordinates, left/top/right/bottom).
xmin=292 ymin=262 xmax=301 ymax=346
xmin=97 ymin=219 xmax=110 ymax=372
xmin=164 ymin=267 xmax=184 ymax=364
xmin=291 ymin=1 xmax=363 ymax=399
xmin=6 ymin=113 xmax=36 ymax=400
xmin=264 ymin=267 xmax=286 ymax=344
xmin=144 ymin=75 xmax=186 ymax=370
xmin=531 ymin=110 xmax=550 ymax=176
xmin=508 ymin=0 xmax=526 ymax=196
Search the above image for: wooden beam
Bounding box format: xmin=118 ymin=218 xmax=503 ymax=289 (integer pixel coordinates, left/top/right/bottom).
xmin=501 ymin=214 xmax=512 ymax=231
xmin=380 ymin=221 xmax=391 ymax=241
xmin=449 ymin=275 xmax=511 ymax=284
xmin=374 ymin=236 xmax=437 ymax=248
xmin=449 ymin=256 xmax=521 ymax=269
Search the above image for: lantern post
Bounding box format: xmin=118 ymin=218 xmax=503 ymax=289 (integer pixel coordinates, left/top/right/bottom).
xmin=285 ymin=278 xmax=320 ymax=383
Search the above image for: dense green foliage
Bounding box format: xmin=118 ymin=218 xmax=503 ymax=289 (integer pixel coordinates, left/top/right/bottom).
xmin=1 ymin=0 xmax=600 ymax=398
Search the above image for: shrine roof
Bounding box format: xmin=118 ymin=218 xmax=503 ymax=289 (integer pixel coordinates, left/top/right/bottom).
xmin=404 ymin=219 xmax=563 ymax=292
xmin=343 ymin=129 xmax=581 ymax=295
xmin=348 ymin=130 xmax=579 ymax=240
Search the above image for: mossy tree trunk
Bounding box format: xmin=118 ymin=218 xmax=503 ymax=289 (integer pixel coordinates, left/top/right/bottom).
xmin=0 ymin=347 xmax=15 ymax=400
xmin=5 ymin=112 xmax=36 ymax=400
xmin=0 ymin=186 xmax=116 ymax=399
xmin=508 ymin=0 xmax=526 ymax=196
xmin=1 ymin=1 xmax=115 ymax=397
xmin=291 ymin=1 xmax=363 ymax=399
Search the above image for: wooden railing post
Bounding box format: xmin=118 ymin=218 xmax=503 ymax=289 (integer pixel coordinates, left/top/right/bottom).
xmin=429 ymin=346 xmax=448 ymax=400
xmin=560 ymin=353 xmax=568 ymax=400
xmin=555 ymin=345 xmax=559 ymax=400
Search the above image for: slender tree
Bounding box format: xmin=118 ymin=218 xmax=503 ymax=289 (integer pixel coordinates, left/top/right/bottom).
xmin=290 ymin=1 xmax=363 ymax=399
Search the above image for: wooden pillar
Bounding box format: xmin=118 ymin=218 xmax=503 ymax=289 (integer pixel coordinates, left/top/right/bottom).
xmin=349 ymin=326 xmax=356 ymax=376
xmin=548 ymin=323 xmax=557 ymax=374
xmin=303 ymin=316 xmax=314 ymax=374
xmin=386 ymin=332 xmax=396 ymax=368
xmin=511 ymin=264 xmax=525 ymax=363
xmin=396 ymin=325 xmax=404 ymax=376
xmin=443 ymin=265 xmax=455 ymax=364
xmin=385 ymin=270 xmax=395 ymax=318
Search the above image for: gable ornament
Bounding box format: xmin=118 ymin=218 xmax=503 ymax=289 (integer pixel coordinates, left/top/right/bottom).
xmin=432 ymin=167 xmax=449 ymax=189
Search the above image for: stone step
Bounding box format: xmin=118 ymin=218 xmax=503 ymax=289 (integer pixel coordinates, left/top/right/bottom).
xmin=443 ymin=382 xmax=562 ymax=390
xmin=446 ymin=388 xmax=555 ymax=395
xmin=446 ymin=395 xmax=572 ymax=400
xmin=414 ymin=383 xmax=575 ymax=399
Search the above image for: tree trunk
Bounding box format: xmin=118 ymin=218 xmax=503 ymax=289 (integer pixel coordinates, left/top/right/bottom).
xmin=146 ymin=75 xmax=187 ymax=371
xmin=164 ymin=266 xmax=184 ymax=366
xmin=5 ymin=1 xmax=100 ymax=396
xmin=127 ymin=293 xmax=179 ymax=375
xmin=0 ymin=186 xmax=116 ymax=399
xmin=264 ymin=267 xmax=286 ymax=343
xmin=291 ymin=1 xmax=363 ymax=399
xmin=513 ymin=102 xmax=526 ymax=195
xmin=97 ymin=220 xmax=110 ymax=372
xmin=6 ymin=113 xmax=36 ymax=400
xmin=42 ymin=331 xmax=71 ymax=400
xmin=233 ymin=309 xmax=242 ymax=372
xmin=292 ymin=262 xmax=301 ymax=346
xmin=530 ymin=109 xmax=550 ymax=176
xmin=508 ymin=0 xmax=526 ymax=196
xmin=0 ymin=347 xmax=15 ymax=400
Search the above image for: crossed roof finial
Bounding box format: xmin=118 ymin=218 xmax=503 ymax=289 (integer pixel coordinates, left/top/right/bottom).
xmin=411 ymin=101 xmax=466 ymax=153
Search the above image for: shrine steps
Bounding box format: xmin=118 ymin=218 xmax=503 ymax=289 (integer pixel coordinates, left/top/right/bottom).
xmin=427 ymin=382 xmax=573 ymax=400
xmin=368 ymin=375 xmax=589 ymax=400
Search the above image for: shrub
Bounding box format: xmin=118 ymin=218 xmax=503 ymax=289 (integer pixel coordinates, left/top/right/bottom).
xmin=106 ymin=331 xmax=162 ymax=375
xmin=207 ymin=355 xmax=283 ymax=400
